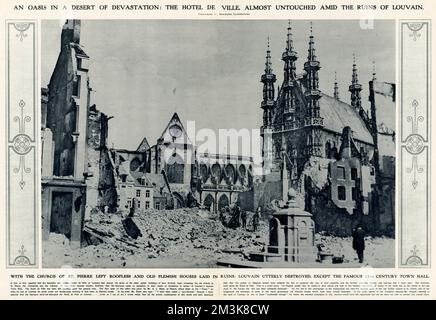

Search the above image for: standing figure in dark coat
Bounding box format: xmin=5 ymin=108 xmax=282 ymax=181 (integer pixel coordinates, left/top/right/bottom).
xmin=219 ymin=209 xmax=225 ymax=226
xmin=352 ymin=226 xmax=365 ymax=263
xmin=252 ymin=207 xmax=261 ymax=232
xmin=240 ymin=210 xmax=247 ymax=229
xmin=234 ymin=206 xmax=241 ymax=228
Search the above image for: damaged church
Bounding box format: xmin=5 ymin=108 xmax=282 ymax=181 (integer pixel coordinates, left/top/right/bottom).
xmin=41 ymin=20 xmax=395 ymax=250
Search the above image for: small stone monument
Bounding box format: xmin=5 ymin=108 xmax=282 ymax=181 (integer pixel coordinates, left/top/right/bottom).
xmin=251 ymin=188 xmax=317 ymax=264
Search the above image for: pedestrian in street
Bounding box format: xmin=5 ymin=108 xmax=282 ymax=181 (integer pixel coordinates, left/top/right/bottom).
xmin=352 ymin=225 xmax=365 ymax=263
xmin=234 ymin=206 xmax=241 ymax=228
xmin=240 ymin=209 xmax=247 ymax=229
xmin=252 ymin=207 xmax=261 ymax=232
xmin=219 ymin=208 xmax=225 ymax=226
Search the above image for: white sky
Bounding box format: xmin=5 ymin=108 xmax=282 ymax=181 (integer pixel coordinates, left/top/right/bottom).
xmin=42 ymin=20 xmax=395 ymax=152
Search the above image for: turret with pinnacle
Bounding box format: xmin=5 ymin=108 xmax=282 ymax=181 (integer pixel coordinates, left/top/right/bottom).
xmin=261 ymin=37 xmax=276 ymax=128
xmin=333 ymin=72 xmax=339 ymax=100
xmin=349 ymin=54 xmax=363 ymax=112
xmin=282 ymin=21 xmax=298 ymax=115
xmin=303 ymin=22 xmax=322 ymax=124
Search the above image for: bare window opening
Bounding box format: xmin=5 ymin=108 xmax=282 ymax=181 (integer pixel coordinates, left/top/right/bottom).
xmin=337 ymin=166 xmax=346 ymax=180
xmin=351 ymin=168 xmax=358 ymax=180
xmin=72 ymin=75 xmax=81 ymax=97
xmin=352 ymin=187 xmax=358 ymax=201
xmin=338 ymin=186 xmax=346 ymax=201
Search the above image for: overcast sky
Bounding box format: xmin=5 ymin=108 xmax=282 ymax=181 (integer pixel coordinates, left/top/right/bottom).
xmin=42 ymin=20 xmax=395 ymax=152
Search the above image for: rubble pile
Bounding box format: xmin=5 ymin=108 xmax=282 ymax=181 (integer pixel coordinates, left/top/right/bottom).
xmin=43 ymin=208 xmax=268 ymax=268
xmin=42 ymin=208 xmax=394 ymax=268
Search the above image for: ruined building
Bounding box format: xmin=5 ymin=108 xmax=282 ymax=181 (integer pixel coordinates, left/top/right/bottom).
xmin=41 ymin=20 xmax=112 ymax=247
xmin=42 ymin=20 xmax=395 ymax=245
xmin=128 ymin=113 xmax=254 ymax=213
xmin=258 ymin=23 xmax=395 ymax=234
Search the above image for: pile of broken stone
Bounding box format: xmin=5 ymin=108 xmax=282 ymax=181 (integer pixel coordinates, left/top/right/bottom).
xmin=82 ymin=208 xmax=269 ymax=265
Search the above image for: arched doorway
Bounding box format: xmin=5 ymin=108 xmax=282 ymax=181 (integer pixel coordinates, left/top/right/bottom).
xmin=217 ymin=194 xmax=229 ymax=212
xmin=203 ymin=194 xmax=214 ymax=212
xmin=172 ymin=192 xmax=185 ymax=208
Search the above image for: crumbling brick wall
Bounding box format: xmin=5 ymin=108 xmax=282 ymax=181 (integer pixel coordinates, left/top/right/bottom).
xmin=85 ymin=107 xmax=117 ymax=214
xmin=98 ymin=149 xmax=117 ymax=212
xmin=45 ymin=46 xmax=76 ymax=177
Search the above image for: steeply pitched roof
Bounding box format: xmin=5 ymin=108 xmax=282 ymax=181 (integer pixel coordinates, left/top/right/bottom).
xmin=158 ymin=112 xmax=193 ymax=145
xmin=136 ymin=137 xmax=150 ymax=152
xmin=319 ymin=93 xmax=373 ymax=144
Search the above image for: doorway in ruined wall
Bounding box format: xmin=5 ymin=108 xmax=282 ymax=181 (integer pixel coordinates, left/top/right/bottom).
xmin=218 ymin=194 xmax=229 ymax=212
xmin=172 ymin=192 xmax=185 ymax=209
xmin=50 ymin=191 xmax=73 ymax=239
xmin=203 ymin=194 xmax=214 ymax=212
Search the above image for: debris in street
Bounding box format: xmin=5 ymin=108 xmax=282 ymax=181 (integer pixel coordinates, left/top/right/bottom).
xmin=43 ymin=208 xmax=269 ymax=268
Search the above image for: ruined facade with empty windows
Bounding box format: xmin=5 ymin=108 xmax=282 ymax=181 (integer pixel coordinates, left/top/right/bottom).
xmin=41 ymin=20 xmax=112 ymax=248
xmin=41 ymin=21 xmax=254 ymax=246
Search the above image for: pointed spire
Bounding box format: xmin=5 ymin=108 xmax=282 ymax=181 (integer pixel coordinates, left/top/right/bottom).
xmin=308 ymin=21 xmax=316 ymax=62
xmin=261 ymin=36 xmax=276 ymax=126
xmin=286 ymin=19 xmax=294 ymax=52
xmin=334 ymin=72 xmax=339 ymax=100
xmin=265 ymin=36 xmax=273 ymax=74
xmin=282 ymin=20 xmax=298 ymax=115
xmin=351 ymin=53 xmax=358 ymax=84
xmin=372 ymin=60 xmax=377 ymax=81
xmin=349 ymin=54 xmax=362 ymax=111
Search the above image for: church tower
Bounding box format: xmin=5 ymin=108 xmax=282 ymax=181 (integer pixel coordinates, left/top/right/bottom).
xmin=349 ymin=54 xmax=362 ymax=112
xmin=303 ymin=23 xmax=323 ymax=157
xmin=282 ymin=21 xmax=298 ymax=119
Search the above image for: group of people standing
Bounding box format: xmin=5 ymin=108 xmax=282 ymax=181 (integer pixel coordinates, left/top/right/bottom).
xmin=219 ymin=205 xmax=262 ymax=232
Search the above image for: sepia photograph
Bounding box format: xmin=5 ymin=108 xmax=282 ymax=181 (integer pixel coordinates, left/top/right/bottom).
xmin=40 ymin=19 xmax=396 ymax=268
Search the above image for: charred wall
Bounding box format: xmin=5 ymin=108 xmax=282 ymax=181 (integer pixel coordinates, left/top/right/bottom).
xmin=304 ymin=176 xmax=373 ymax=236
